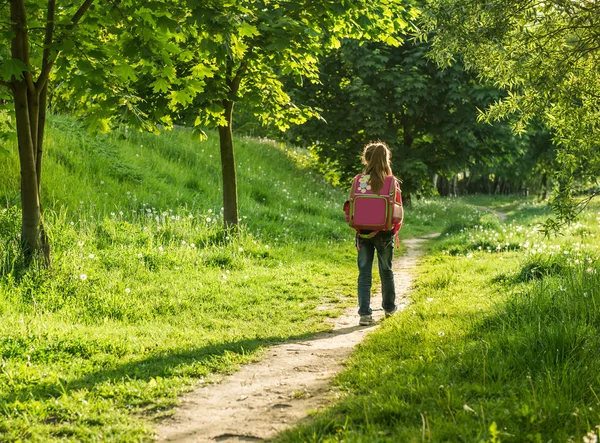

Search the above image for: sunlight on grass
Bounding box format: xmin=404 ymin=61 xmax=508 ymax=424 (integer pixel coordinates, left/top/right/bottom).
xmin=277 ymin=201 xmax=600 ymax=442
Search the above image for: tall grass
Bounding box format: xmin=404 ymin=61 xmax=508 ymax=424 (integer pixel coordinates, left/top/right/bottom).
xmin=278 ymin=200 xmax=600 ymax=442
xmin=0 ymin=115 xmax=480 ymax=441
xmin=0 ymin=116 xmax=357 ymax=441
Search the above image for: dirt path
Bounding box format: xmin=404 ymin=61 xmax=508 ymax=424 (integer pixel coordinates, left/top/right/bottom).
xmin=479 ymin=206 xmax=508 ymax=222
xmin=156 ymin=236 xmax=434 ymax=443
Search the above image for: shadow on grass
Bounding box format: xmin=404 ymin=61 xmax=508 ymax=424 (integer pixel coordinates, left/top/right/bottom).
xmin=274 ymin=267 xmax=600 ymax=442
xmin=3 ymin=322 xmax=367 ymax=407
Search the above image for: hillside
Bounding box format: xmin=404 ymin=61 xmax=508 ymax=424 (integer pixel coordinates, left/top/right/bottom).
xmin=0 ymin=115 xmax=474 ymax=441
xmin=0 ymin=115 xmax=345 ymax=243
xmin=0 ymin=115 xmax=363 ymax=441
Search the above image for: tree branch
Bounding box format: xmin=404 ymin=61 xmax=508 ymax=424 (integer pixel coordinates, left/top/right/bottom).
xmin=36 ymin=0 xmax=94 ymax=90
xmin=10 ymin=0 xmax=36 ymax=96
xmin=36 ymin=0 xmax=56 ymax=91
xmin=69 ymin=0 xmax=95 ymax=28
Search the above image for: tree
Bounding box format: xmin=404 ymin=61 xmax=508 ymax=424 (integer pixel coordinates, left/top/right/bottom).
xmin=423 ymin=0 xmax=600 ymax=227
xmin=165 ymin=0 xmax=419 ymax=230
xmin=285 ymin=38 xmax=526 ymax=203
xmin=0 ymin=1 xmax=202 ymax=264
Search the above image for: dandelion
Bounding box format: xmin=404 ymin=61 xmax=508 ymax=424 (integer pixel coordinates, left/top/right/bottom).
xmin=238 ymin=247 xmax=244 ymax=252
xmin=158 ymin=246 xmax=164 ymax=251
xmin=138 ymin=253 xmax=143 ymax=258
xmin=265 ymin=245 xmax=269 ymax=249
xmin=89 ymin=254 xmax=96 ymax=259
xmin=222 ymin=274 xmax=227 ymax=279
xmin=181 ymin=240 xmax=187 ymax=245
xmin=438 ymin=331 xmax=445 ymax=337
xmin=427 ymin=297 xmax=434 ymax=302
xmin=190 ymin=243 xmax=196 ymax=248
xmin=208 ymin=209 xmax=213 ymax=213
xmin=80 ymin=273 xmax=88 ymax=281
xmin=78 ymin=241 xmax=84 ymax=247
xmin=206 ymin=217 xmax=211 ymax=222
xmin=125 ymin=288 xmax=131 ymax=293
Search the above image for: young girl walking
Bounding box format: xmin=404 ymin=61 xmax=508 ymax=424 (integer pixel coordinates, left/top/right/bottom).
xmin=353 ymin=142 xmax=402 ymax=326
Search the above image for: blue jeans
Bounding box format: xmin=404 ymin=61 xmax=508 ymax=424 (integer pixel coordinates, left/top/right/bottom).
xmin=357 ymin=232 xmax=396 ymax=316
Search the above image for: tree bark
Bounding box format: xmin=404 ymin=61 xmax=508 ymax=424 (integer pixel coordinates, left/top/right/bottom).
xmin=541 ymin=173 xmax=548 ymax=200
xmin=10 ymin=0 xmax=53 ymax=265
xmin=216 ymin=62 xmax=248 ymax=232
xmin=218 ymin=99 xmax=239 ymax=231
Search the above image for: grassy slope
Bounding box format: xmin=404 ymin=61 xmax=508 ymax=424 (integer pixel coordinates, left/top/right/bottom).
xmin=0 ymin=116 xmax=356 ymax=441
xmin=0 ymin=116 xmax=477 ymax=441
xmin=278 ymin=200 xmax=600 ymax=442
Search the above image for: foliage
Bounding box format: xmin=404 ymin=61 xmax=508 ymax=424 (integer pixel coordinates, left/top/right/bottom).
xmin=285 ymin=38 xmax=534 ymax=197
xmin=0 ymin=1 xmax=199 ymax=133
xmin=277 ymin=199 xmax=600 ymax=442
xmin=168 ymin=0 xmax=419 ymax=130
xmin=423 ymin=0 xmax=600 ymax=229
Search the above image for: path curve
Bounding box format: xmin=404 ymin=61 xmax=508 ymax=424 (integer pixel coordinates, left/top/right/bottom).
xmin=156 ymin=236 xmax=434 ymax=443
xmin=479 ymin=206 xmax=508 ymax=222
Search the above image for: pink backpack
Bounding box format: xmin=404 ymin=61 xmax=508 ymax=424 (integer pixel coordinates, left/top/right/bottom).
xmin=343 ymin=174 xmax=403 ymax=246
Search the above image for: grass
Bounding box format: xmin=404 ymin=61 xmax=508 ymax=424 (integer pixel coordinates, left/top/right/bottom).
xmin=277 ymin=199 xmax=600 ymax=442
xmin=0 ymin=115 xmax=479 ymax=441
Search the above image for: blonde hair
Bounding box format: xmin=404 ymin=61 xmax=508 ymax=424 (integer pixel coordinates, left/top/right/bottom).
xmin=362 ymin=141 xmax=392 ymax=195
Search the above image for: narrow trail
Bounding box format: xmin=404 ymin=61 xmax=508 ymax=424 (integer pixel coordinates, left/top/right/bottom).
xmin=156 ymin=236 xmax=435 ymax=443
xmin=479 ymin=206 xmax=508 ymax=222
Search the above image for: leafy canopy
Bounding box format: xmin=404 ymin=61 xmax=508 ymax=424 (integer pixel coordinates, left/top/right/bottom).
xmin=423 ymin=0 xmax=600 ymax=227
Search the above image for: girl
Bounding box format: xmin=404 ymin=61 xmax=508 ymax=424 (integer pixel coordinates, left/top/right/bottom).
xmin=354 ymin=142 xmax=402 ymax=326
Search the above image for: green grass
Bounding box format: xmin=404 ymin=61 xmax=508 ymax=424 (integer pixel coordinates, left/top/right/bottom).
xmin=0 ymin=115 xmax=480 ymax=441
xmin=277 ymin=199 xmax=600 ymax=442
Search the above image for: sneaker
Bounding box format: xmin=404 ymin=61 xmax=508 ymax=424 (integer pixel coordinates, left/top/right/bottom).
xmin=385 ymin=308 xmax=398 ymax=318
xmin=359 ymin=315 xmax=374 ymax=326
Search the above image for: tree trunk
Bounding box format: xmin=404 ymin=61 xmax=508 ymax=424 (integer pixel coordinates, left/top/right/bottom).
xmin=216 ymin=62 xmax=247 ymax=233
xmin=10 ymin=0 xmax=52 ymax=266
xmin=14 ymin=82 xmax=42 ymax=260
xmin=437 ymin=175 xmax=449 ymax=197
xmin=541 ymin=173 xmax=548 ymax=200
xmin=218 ymin=99 xmax=239 ymax=231
xmin=451 ymin=174 xmax=458 ymax=197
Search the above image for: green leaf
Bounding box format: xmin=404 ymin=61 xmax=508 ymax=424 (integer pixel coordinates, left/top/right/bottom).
xmin=114 ymin=63 xmax=138 ymax=82
xmin=238 ymin=22 xmax=259 ymax=38
xmin=191 ymin=63 xmax=214 ymax=79
xmin=0 ymin=59 xmax=28 ymax=82
xmin=151 ymin=78 xmax=170 ymax=93
xmin=163 ymin=65 xmax=177 ymax=81
xmin=170 ymin=89 xmax=193 ymax=107
xmin=86 ymin=114 xmax=111 ymax=133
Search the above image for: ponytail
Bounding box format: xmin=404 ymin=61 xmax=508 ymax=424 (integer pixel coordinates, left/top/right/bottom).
xmin=361 ymin=142 xmax=393 ymax=194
